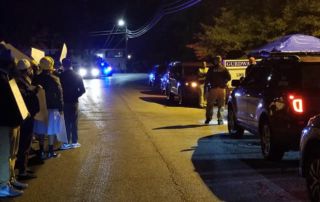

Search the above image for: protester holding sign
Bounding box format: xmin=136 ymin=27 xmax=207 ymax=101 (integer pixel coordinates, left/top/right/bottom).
xmin=16 ymin=59 xmax=41 ymax=180
xmin=0 ymin=51 xmax=26 ymax=197
xmin=32 ymin=57 xmax=64 ymax=159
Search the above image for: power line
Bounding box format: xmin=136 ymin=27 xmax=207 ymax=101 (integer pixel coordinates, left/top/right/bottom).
xmin=90 ymin=0 xmax=201 ymax=38
xmin=128 ymin=0 xmax=201 ymax=38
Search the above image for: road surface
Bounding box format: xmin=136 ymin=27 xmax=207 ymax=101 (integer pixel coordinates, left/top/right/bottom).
xmin=3 ymin=74 xmax=309 ymax=202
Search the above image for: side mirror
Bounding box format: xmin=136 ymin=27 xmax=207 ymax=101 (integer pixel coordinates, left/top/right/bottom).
xmin=231 ymin=80 xmax=241 ymax=87
xmin=240 ymin=76 xmax=244 ymax=82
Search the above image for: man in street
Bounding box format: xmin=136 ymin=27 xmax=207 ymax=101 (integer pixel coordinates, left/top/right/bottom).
xmin=198 ymin=61 xmax=209 ymax=108
xmin=0 ymin=50 xmax=26 ymax=197
xmin=245 ymin=57 xmax=256 ymax=76
xmin=16 ymin=59 xmax=41 ymax=180
xmin=59 ymin=58 xmax=86 ymax=150
xmin=205 ymin=55 xmax=231 ymax=125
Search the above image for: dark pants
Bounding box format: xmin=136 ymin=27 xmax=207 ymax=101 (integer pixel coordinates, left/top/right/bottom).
xmin=64 ymin=103 xmax=79 ymax=144
xmin=16 ymin=118 xmax=34 ymax=174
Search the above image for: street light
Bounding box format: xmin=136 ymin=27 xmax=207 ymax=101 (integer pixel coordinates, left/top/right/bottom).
xmin=118 ymin=19 xmax=129 ymax=64
xmin=118 ymin=19 xmax=125 ymax=26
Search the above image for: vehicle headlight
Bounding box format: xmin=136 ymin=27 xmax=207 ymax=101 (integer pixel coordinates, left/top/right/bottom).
xmin=91 ymin=68 xmax=100 ymax=76
xmin=79 ymin=69 xmax=87 ymax=77
xmin=191 ymin=82 xmax=198 ymax=87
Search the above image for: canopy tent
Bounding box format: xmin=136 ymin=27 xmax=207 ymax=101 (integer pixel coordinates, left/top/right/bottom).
xmin=248 ymin=34 xmax=320 ymax=58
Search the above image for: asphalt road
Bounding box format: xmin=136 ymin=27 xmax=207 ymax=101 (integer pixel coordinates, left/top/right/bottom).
xmin=2 ymin=73 xmax=309 ymax=202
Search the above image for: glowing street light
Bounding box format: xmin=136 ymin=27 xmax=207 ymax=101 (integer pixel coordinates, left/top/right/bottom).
xmin=118 ymin=19 xmax=125 ymax=26
xmin=128 ymin=55 xmax=131 ymax=59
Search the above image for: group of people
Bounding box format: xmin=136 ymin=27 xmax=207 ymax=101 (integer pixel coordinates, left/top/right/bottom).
xmin=197 ymin=56 xmax=256 ymax=125
xmin=0 ymin=50 xmax=85 ymax=198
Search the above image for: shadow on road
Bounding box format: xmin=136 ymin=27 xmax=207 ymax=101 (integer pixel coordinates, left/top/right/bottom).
xmin=140 ymin=90 xmax=163 ymax=96
xmin=191 ymin=134 xmax=308 ymax=202
xmin=139 ymin=96 xmax=200 ymax=109
xmin=153 ymin=125 xmax=210 ymax=130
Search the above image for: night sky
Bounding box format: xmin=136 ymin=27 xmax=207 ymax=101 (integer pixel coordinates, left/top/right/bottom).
xmin=0 ymin=0 xmax=207 ymax=63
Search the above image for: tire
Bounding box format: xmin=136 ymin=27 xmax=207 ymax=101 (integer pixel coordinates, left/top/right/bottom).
xmin=306 ymin=157 xmax=320 ymax=202
xmin=227 ymin=106 xmax=244 ymax=138
xmin=166 ymin=87 xmax=174 ymax=101
xmin=260 ymin=120 xmax=285 ymax=161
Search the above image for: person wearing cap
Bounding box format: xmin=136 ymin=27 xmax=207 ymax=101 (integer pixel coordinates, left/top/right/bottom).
xmin=32 ymin=56 xmax=63 ymax=159
xmin=246 ymin=57 xmax=256 ymax=76
xmin=30 ymin=60 xmax=41 ymax=76
xmin=0 ymin=50 xmax=25 ymax=197
xmin=59 ymin=58 xmax=85 ymax=150
xmin=198 ymin=61 xmax=209 ymax=108
xmin=15 ymin=59 xmax=41 ymax=180
xmin=205 ymin=55 xmax=231 ymax=125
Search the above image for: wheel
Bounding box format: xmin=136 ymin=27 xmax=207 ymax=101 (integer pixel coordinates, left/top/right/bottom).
xmin=260 ymin=120 xmax=285 ymax=161
xmin=306 ymin=157 xmax=320 ymax=202
xmin=166 ymin=87 xmax=174 ymax=101
xmin=227 ymin=107 xmax=244 ymax=138
xmin=178 ymin=88 xmax=184 ymax=105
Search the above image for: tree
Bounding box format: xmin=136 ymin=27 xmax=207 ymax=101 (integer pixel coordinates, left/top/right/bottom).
xmin=188 ymin=0 xmax=320 ymax=59
xmin=282 ymin=0 xmax=320 ymax=36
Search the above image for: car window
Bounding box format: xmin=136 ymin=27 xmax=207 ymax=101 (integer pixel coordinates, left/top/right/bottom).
xmin=269 ymin=65 xmax=300 ymax=88
xmin=183 ymin=66 xmax=200 ymax=76
xmin=241 ymin=66 xmax=272 ymax=87
xmin=171 ymin=65 xmax=182 ymax=76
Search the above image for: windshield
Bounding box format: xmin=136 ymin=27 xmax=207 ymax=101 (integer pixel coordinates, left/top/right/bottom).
xmin=183 ymin=66 xmax=201 ymax=76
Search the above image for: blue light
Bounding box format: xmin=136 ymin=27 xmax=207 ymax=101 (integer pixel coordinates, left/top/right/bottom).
xmin=149 ymin=73 xmax=154 ymax=78
xmin=103 ymin=67 xmax=112 ymax=74
xmin=101 ymin=62 xmax=105 ymax=67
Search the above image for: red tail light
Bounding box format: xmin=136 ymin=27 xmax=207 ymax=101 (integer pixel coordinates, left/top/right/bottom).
xmin=289 ymin=95 xmax=303 ymax=113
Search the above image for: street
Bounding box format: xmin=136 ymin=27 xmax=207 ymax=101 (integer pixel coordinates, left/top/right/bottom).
xmin=2 ymin=74 xmax=309 ymax=202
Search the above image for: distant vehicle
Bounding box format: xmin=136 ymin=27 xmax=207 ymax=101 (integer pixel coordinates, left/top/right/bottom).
xmin=228 ymin=54 xmax=320 ymax=161
xmin=300 ymin=114 xmax=320 ymax=202
xmin=78 ymin=61 xmax=113 ymax=79
xmin=148 ymin=65 xmax=166 ymax=87
xmin=164 ymin=61 xmax=213 ymax=105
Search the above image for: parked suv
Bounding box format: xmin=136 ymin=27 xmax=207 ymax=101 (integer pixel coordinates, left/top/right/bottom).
xmin=228 ymin=55 xmax=320 ymax=161
xmin=300 ymin=114 xmax=320 ymax=202
xmin=165 ymin=62 xmax=213 ymax=105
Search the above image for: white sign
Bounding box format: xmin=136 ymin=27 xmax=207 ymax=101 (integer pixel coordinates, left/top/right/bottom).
xmin=31 ymin=48 xmax=45 ymax=64
xmin=59 ymin=43 xmax=67 ymax=63
xmin=34 ymin=88 xmax=49 ymax=126
xmin=9 ymin=79 xmax=29 ymax=120
xmin=1 ymin=42 xmax=31 ymax=63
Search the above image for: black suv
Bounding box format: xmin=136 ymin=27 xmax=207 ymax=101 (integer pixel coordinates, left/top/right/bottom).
xmin=165 ymin=62 xmax=213 ymax=105
xmin=300 ymin=114 xmax=320 ymax=202
xmin=228 ymin=55 xmax=320 ymax=161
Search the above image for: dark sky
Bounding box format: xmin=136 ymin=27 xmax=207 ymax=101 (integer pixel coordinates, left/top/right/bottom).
xmin=0 ymin=0 xmax=208 ymax=62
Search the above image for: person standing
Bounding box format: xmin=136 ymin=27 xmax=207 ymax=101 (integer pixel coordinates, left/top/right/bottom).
xmin=0 ymin=51 xmax=26 ymax=197
xmin=198 ymin=61 xmax=209 ymax=108
xmin=15 ymin=59 xmax=40 ymax=180
xmin=205 ymin=55 xmax=231 ymax=125
xmin=32 ymin=56 xmax=64 ymax=158
xmin=59 ymin=58 xmax=85 ymax=150
xmin=245 ymin=57 xmax=256 ymax=76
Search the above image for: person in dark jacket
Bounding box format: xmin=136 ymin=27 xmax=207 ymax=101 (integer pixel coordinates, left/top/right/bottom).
xmin=32 ymin=56 xmax=64 ymax=159
xmin=205 ymin=55 xmax=231 ymax=125
xmin=59 ymin=58 xmax=85 ymax=150
xmin=15 ymin=59 xmax=41 ymax=180
xmin=245 ymin=57 xmax=256 ymax=76
xmin=0 ymin=51 xmax=25 ymax=197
